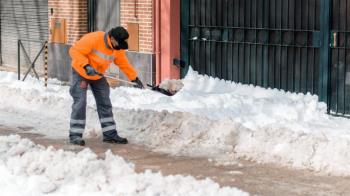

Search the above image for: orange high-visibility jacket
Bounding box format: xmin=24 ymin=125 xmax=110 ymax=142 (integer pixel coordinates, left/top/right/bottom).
xmin=69 ymin=31 xmax=137 ymax=80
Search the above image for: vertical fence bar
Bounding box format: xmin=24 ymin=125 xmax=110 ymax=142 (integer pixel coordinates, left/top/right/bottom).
xmin=238 ymin=0 xmax=241 ymax=81
xmin=247 ymin=0 xmax=251 ymax=83
xmin=198 ymin=0 xmax=201 ymax=74
xmin=306 ymin=0 xmax=310 ymax=93
xmin=224 ymin=0 xmax=229 ymax=80
xmin=263 ymin=0 xmax=270 ymax=87
xmin=310 ymin=0 xmax=314 ymax=93
xmin=243 ymin=0 xmax=246 ymax=83
xmin=208 ymin=0 xmax=212 ymax=78
xmin=194 ymin=0 xmax=199 ymax=72
xmin=197 ymin=0 xmax=201 ymax=73
xmin=312 ymin=0 xmax=316 ymax=94
xmin=221 ymin=0 xmax=226 ymax=79
xmin=199 ymin=0 xmax=204 ymax=75
xmin=273 ymin=0 xmax=276 ymax=87
xmin=213 ymin=0 xmax=218 ymax=77
xmin=344 ymin=0 xmax=348 ymax=114
xmin=336 ymin=0 xmax=340 ymax=113
xmin=192 ymin=0 xmax=196 ymax=71
xmin=255 ymin=0 xmax=258 ymax=85
xmin=234 ymin=0 xmax=239 ymax=81
xmin=261 ymin=0 xmax=265 ymax=86
xmin=298 ymin=0 xmax=302 ymax=92
xmin=279 ymin=0 xmax=283 ymax=89
xmin=286 ymin=0 xmax=290 ymax=90
xmin=247 ymin=0 xmax=252 ymax=84
xmin=204 ymin=0 xmax=209 ymax=75
xmin=292 ymin=0 xmax=296 ymax=91
xmin=319 ymin=0 xmax=331 ymax=106
xmin=227 ymin=0 xmax=233 ymax=81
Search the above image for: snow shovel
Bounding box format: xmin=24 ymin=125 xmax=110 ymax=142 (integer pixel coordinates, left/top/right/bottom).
xmin=146 ymin=84 xmax=175 ymax=96
xmin=99 ymin=74 xmax=176 ymax=96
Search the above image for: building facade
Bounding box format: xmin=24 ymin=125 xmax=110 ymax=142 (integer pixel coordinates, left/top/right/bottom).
xmin=0 ymin=0 xmax=181 ymax=85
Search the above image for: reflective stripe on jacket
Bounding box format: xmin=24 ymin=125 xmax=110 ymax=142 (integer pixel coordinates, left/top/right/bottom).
xmin=69 ymin=31 xmax=137 ymax=80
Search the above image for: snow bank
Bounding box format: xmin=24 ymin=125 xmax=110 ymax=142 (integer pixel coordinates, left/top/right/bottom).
xmin=0 ymin=70 xmax=350 ymax=176
xmin=113 ymin=109 xmax=350 ymax=176
xmin=0 ymin=135 xmax=248 ymax=196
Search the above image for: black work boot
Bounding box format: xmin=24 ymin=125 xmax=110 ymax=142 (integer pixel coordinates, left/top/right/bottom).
xmin=69 ymin=137 xmax=85 ymax=146
xmin=103 ymin=135 xmax=128 ymax=144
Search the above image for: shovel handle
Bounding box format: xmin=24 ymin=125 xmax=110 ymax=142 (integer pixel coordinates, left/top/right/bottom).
xmin=98 ymin=73 xmax=174 ymax=96
xmin=97 ymin=73 xmax=137 ymax=85
xmin=104 ymin=75 xmax=137 ymax=85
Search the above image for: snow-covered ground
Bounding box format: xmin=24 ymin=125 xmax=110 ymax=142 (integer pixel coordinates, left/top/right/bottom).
xmin=0 ymin=69 xmax=350 ymax=176
xmin=0 ymin=134 xmax=247 ymax=196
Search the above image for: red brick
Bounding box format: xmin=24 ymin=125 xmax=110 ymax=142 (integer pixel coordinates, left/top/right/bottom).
xmin=49 ymin=0 xmax=153 ymax=51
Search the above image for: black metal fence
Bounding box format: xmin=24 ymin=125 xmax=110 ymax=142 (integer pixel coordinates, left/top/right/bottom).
xmin=329 ymin=0 xmax=350 ymax=116
xmin=17 ymin=39 xmax=48 ymax=82
xmin=181 ymin=0 xmax=350 ymax=116
xmin=186 ymin=0 xmax=321 ymax=93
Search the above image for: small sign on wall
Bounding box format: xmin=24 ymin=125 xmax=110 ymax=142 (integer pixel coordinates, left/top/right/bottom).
xmin=50 ymin=18 xmax=66 ymax=44
xmin=127 ymin=23 xmax=139 ymax=52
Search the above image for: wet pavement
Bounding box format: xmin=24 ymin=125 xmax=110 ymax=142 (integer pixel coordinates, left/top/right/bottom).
xmin=1 ymin=124 xmax=349 ymax=196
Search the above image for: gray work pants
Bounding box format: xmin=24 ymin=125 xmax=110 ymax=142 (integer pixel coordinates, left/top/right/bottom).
xmin=69 ymin=69 xmax=117 ymax=139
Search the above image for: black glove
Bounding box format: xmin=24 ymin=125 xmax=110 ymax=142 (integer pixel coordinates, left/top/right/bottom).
xmin=84 ymin=64 xmax=98 ymax=76
xmin=131 ymin=77 xmax=144 ymax=89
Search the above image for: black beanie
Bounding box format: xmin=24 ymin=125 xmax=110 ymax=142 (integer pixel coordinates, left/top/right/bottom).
xmin=108 ymin=26 xmax=129 ymax=49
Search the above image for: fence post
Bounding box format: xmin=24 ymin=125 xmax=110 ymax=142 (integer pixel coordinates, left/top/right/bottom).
xmin=180 ymin=0 xmax=189 ymax=78
xmin=44 ymin=42 xmax=48 ymax=87
xmin=18 ymin=40 xmax=21 ymax=80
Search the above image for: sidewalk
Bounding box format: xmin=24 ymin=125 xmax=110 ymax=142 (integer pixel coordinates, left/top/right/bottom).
xmin=1 ymin=124 xmax=349 ymax=196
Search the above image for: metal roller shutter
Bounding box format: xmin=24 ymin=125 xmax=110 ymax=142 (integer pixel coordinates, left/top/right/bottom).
xmin=89 ymin=0 xmax=121 ymax=75
xmin=89 ymin=0 xmax=120 ymax=32
xmin=0 ymin=0 xmax=48 ymax=70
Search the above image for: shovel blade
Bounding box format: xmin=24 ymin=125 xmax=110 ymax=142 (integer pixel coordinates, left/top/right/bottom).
xmin=147 ymin=84 xmax=176 ymax=96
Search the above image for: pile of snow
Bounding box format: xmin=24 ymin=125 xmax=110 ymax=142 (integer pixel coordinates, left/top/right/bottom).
xmin=0 ymin=69 xmax=350 ymax=176
xmin=0 ymin=135 xmax=248 ymax=196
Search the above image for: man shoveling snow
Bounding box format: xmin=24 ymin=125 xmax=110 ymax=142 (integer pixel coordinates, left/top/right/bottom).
xmin=68 ymin=26 xmax=145 ymax=146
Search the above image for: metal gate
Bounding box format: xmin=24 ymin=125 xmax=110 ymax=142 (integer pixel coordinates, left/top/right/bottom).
xmin=181 ymin=0 xmax=350 ymax=116
xmin=0 ymin=0 xmax=48 ymax=68
xmin=329 ymin=0 xmax=350 ymax=116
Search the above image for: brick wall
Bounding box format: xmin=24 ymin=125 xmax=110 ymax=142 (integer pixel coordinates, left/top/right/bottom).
xmin=48 ymin=0 xmax=152 ymax=51
xmin=120 ymin=0 xmax=153 ymax=53
xmin=48 ymin=0 xmax=88 ymax=45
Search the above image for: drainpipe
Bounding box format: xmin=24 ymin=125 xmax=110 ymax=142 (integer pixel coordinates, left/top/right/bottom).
xmin=153 ymin=0 xmax=161 ymax=84
xmin=134 ymin=0 xmax=138 ymax=19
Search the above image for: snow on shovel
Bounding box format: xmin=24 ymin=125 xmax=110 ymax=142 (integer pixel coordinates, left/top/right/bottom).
xmin=98 ymin=73 xmax=180 ymax=96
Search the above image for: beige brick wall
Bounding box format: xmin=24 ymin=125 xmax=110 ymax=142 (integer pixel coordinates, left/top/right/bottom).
xmin=120 ymin=0 xmax=153 ymax=53
xmin=48 ymin=0 xmax=88 ymax=45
